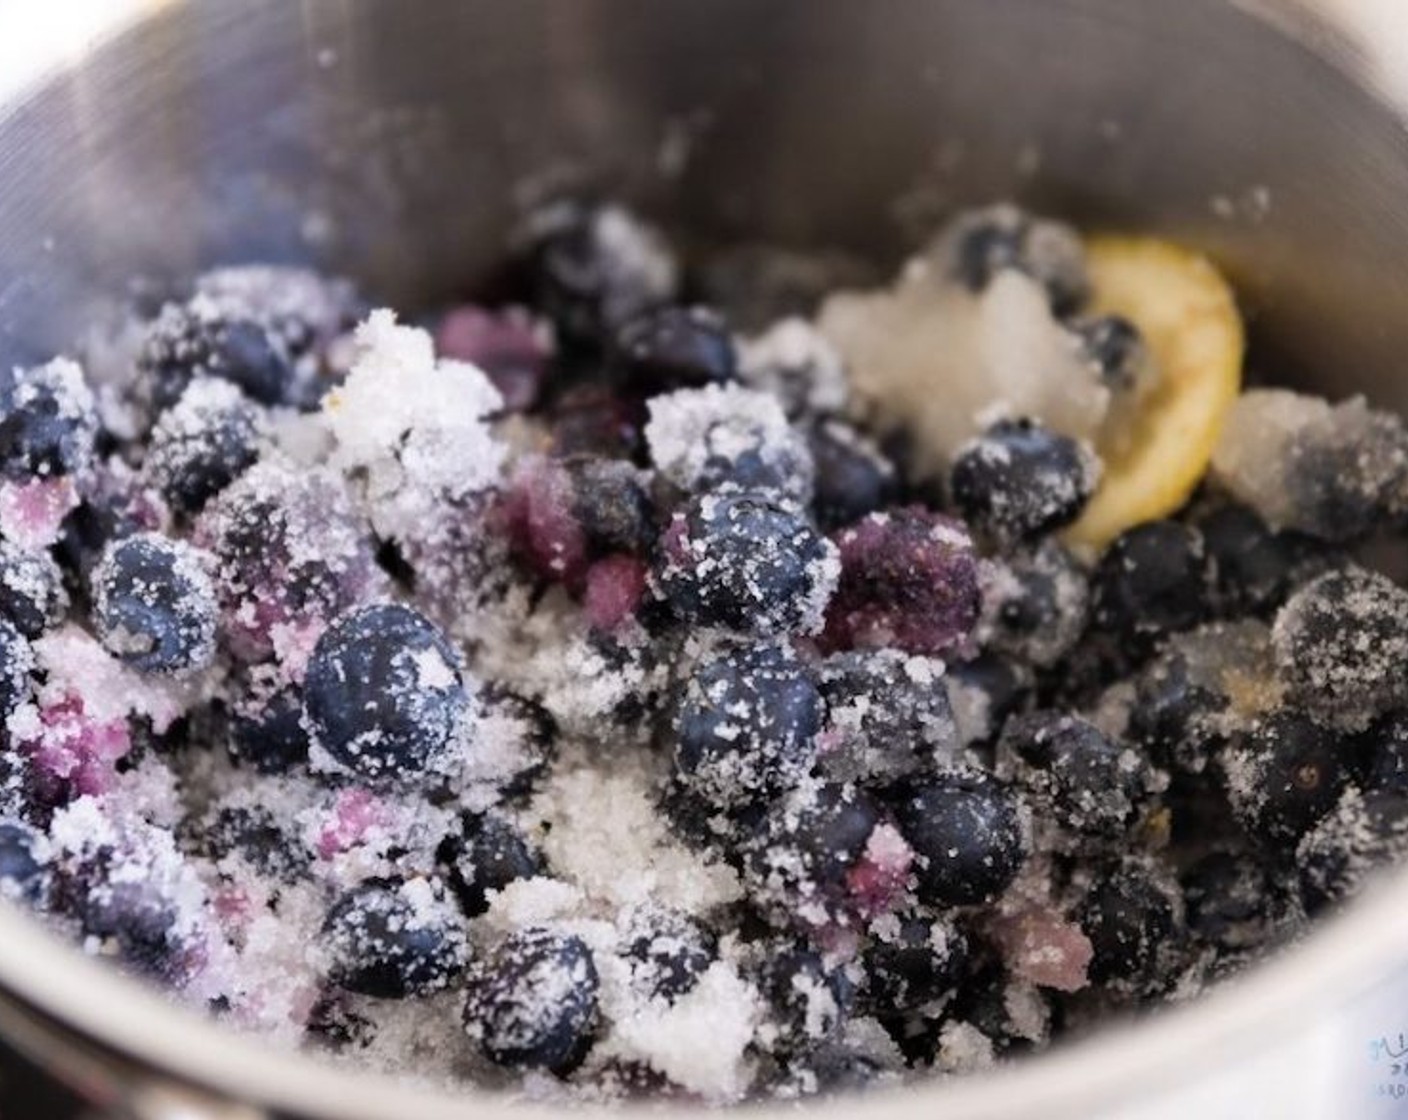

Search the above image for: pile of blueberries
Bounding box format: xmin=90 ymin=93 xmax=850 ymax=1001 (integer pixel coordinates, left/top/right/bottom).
xmin=0 ymin=200 xmax=1404 ymax=1100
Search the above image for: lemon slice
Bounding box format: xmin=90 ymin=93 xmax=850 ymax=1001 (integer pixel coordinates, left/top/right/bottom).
xmin=1064 ymin=237 xmax=1244 ymax=550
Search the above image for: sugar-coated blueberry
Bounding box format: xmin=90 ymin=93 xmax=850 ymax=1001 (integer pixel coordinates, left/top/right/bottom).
xmin=91 ymin=533 xmax=217 ymax=674
xmin=198 ymin=805 xmax=309 ymax=883
xmin=1181 ymin=850 xmax=1281 ymax=951
xmin=673 ymin=644 xmax=821 ymax=811
xmin=229 ymin=684 xmax=310 ymax=774
xmin=304 ymin=604 xmax=470 ymax=785
xmin=1077 ymin=863 xmax=1180 ymax=990
xmin=756 ymin=943 xmax=850 ymax=1049
xmin=950 ymin=419 xmax=1098 ymax=543
xmin=621 ymin=907 xmax=718 ymax=1002
xmin=860 ymin=916 xmax=968 ymax=1013
xmin=807 ymin=421 xmax=896 ymax=532
xmin=657 ymin=490 xmax=836 ymax=635
xmin=463 ymin=927 xmax=600 ymax=1072
xmin=141 ymin=301 xmax=292 ymax=411
xmin=323 ymin=876 xmax=469 ymax=999
xmin=1224 ymin=709 xmax=1353 ymax=847
xmin=1074 ymin=314 xmax=1148 ymax=393
xmin=895 ymin=770 xmax=1027 ymax=905
xmin=145 ymin=378 xmax=263 ymax=516
xmin=0 ymin=539 xmax=66 ymax=639
xmin=0 ymin=819 xmax=47 ymax=904
xmin=0 ymin=359 xmax=98 ymax=479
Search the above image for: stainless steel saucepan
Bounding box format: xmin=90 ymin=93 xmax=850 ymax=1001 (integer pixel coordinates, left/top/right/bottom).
xmin=0 ymin=2 xmax=1407 ymax=1117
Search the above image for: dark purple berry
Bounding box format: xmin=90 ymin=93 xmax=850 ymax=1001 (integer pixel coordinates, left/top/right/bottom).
xmin=0 ymin=539 xmax=66 ymax=639
xmin=1091 ymin=520 xmax=1210 ymax=643
xmin=622 ymin=908 xmax=718 ymax=1002
xmin=0 ymin=360 xmax=98 ymax=479
xmin=860 ymin=916 xmax=968 ymax=1013
xmin=438 ymin=813 xmax=543 ymax=918
xmin=1224 ymin=710 xmax=1353 ymax=847
xmin=91 ymin=533 xmax=217 ymax=675
xmin=145 ymin=379 xmax=262 ymax=516
xmin=807 ymin=422 xmax=896 ymax=531
xmin=1180 ymin=851 xmax=1282 ymax=951
xmin=0 ymin=819 xmax=47 ymax=904
xmin=141 ymin=302 xmax=292 ymax=411
xmin=1077 ymin=863 xmax=1180 ymax=991
xmin=614 ymin=306 xmax=737 ymax=393
xmin=755 ymin=943 xmax=850 ymax=1049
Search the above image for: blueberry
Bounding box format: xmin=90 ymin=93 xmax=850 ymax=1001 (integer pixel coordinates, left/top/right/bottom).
xmin=823 ymin=507 xmax=980 ymax=656
xmin=1091 ymin=520 xmax=1210 ymax=643
xmin=323 ymin=876 xmax=468 ymax=999
xmin=950 ymin=419 xmax=1098 ymax=543
xmin=546 ymin=383 xmax=647 ymax=460
xmin=945 ymin=207 xmax=1089 ymax=315
xmin=860 ymin=917 xmax=968 ymax=1013
xmin=894 ymin=770 xmax=1027 ymax=905
xmin=673 ymin=644 xmax=821 ymax=811
xmin=141 ymin=302 xmax=292 ymax=411
xmin=1073 ymin=315 xmax=1148 ymax=394
xmin=1271 ymin=567 xmax=1408 ymax=732
xmin=756 ymin=943 xmax=850 ymax=1049
xmin=621 ymin=907 xmax=718 ymax=1002
xmin=613 ymin=305 xmax=737 ymax=393
xmin=980 ymin=541 xmax=1089 ymax=668
xmin=63 ymin=852 xmax=185 ymax=982
xmin=304 ymin=604 xmax=469 ymax=786
xmin=1129 ymin=650 xmax=1223 ymax=773
xmin=1180 ymin=851 xmax=1281 ymax=951
xmin=1077 ymin=863 xmax=1180 ymax=990
xmin=1284 ymin=403 xmax=1408 ymax=543
xmin=1223 ymin=710 xmax=1353 ymax=846
xmin=1298 ymin=789 xmax=1408 ymax=911
xmin=807 ymin=422 xmax=896 ymax=531
xmin=229 ymin=684 xmax=310 ymax=774
xmin=438 ymin=813 xmax=543 ymax=917
xmin=0 ymin=819 xmax=47 ymax=904
xmin=817 ymin=649 xmax=958 ymax=782
xmin=1196 ymin=504 xmax=1312 ymax=616
xmin=463 ymin=927 xmax=600 ymax=1072
xmin=560 ymin=455 xmax=655 ymax=555
xmin=532 ymin=202 xmax=676 ymax=345
xmin=1000 ymin=712 xmax=1145 ymax=839
xmin=196 ymin=805 xmax=309 ymax=882
xmin=0 ymin=359 xmax=98 ymax=479
xmin=0 ymin=539 xmax=66 ymax=639
xmin=91 ymin=533 xmax=217 ymax=674
xmin=657 ymin=490 xmax=836 ymax=635
xmin=145 ymin=378 xmax=263 ymax=516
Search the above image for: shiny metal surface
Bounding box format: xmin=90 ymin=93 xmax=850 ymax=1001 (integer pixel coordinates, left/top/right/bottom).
xmin=0 ymin=1 xmax=1406 ymax=1117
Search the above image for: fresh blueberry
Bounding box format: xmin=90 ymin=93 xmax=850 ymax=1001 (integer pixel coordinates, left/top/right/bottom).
xmin=1180 ymin=850 xmax=1281 ymax=951
xmin=91 ymin=533 xmax=217 ymax=674
xmin=304 ymin=604 xmax=469 ymax=786
xmin=1091 ymin=520 xmax=1210 ymax=643
xmin=621 ymin=907 xmax=718 ymax=1002
xmin=438 ymin=813 xmax=543 ymax=918
xmin=950 ymin=419 xmax=1098 ymax=543
xmin=1223 ymin=709 xmax=1353 ymax=847
xmin=141 ymin=301 xmax=292 ymax=411
xmin=861 ymin=916 xmax=968 ymax=1013
xmin=807 ymin=421 xmax=897 ymax=531
xmin=229 ymin=683 xmax=310 ymax=774
xmin=1077 ymin=863 xmax=1180 ymax=991
xmin=145 ymin=378 xmax=262 ymax=516
xmin=894 ymin=769 xmax=1027 ymax=905
xmin=463 ymin=927 xmax=600 ymax=1072
xmin=0 ymin=359 xmax=98 ymax=479
xmin=323 ymin=876 xmax=468 ymax=999
xmin=657 ymin=490 xmax=836 ymax=635
xmin=817 ymin=649 xmax=958 ymax=782
xmin=1271 ymin=567 xmax=1408 ymax=732
xmin=0 ymin=538 xmax=66 ymax=639
xmin=613 ymin=305 xmax=737 ymax=393
xmin=755 ymin=943 xmax=851 ymax=1050
xmin=672 ymin=643 xmax=821 ymax=812
xmin=1073 ymin=314 xmax=1147 ymax=393
xmin=822 ymin=507 xmax=980 ymax=656
xmin=0 ymin=819 xmax=47 ymax=904
xmin=1000 ymin=711 xmax=1145 ymax=839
